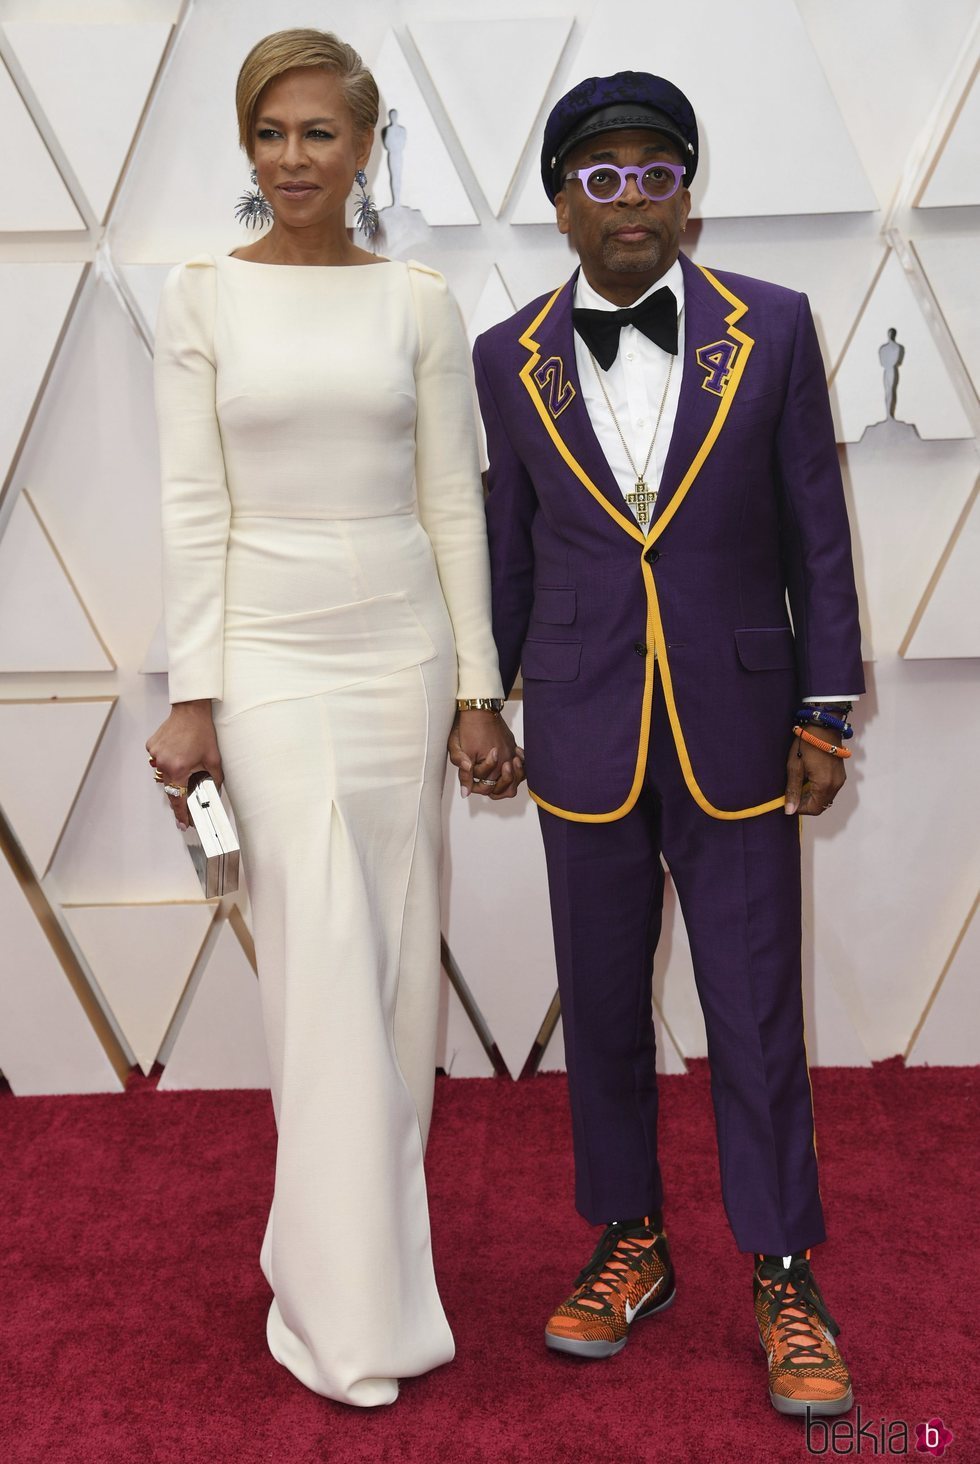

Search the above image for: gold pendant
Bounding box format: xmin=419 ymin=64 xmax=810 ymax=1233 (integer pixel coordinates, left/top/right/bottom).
xmin=626 ymin=478 xmax=656 ymax=529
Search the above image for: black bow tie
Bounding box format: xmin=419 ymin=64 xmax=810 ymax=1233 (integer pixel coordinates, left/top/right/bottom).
xmin=573 ymin=286 xmax=678 ymax=371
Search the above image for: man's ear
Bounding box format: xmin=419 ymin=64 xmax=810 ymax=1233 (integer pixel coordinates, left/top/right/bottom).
xmin=555 ymin=191 xmax=570 ymax=237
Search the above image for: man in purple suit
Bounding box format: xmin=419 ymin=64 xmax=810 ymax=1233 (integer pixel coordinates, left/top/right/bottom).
xmin=473 ymin=72 xmax=864 ymax=1418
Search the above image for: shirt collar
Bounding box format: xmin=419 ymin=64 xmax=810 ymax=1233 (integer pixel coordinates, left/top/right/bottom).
xmin=573 ymin=255 xmax=685 ymax=314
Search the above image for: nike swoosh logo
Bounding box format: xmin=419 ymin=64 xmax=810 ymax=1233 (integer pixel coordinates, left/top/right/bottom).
xmin=625 ymin=1275 xmax=664 ymax=1324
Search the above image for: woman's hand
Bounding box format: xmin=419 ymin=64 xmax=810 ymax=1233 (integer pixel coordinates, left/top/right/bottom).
xmin=146 ymin=700 xmax=223 ymax=829
xmin=448 ymin=709 xmax=525 ymax=801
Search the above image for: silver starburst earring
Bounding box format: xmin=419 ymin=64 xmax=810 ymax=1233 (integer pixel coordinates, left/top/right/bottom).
xmin=235 ymin=167 xmax=273 ymax=229
xmin=353 ymin=167 xmax=379 ymax=240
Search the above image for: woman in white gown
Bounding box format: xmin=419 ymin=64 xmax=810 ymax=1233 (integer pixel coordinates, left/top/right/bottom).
xmin=147 ymin=29 xmax=522 ymax=1407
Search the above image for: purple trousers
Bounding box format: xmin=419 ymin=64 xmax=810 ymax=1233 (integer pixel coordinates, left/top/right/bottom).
xmin=537 ymin=691 xmax=825 ymax=1255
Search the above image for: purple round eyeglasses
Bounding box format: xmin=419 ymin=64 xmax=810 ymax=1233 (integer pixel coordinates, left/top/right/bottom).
xmin=562 ymin=161 xmax=686 ymax=203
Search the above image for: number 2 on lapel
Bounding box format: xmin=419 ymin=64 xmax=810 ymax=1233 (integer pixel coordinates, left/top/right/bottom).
xmin=696 ymin=340 xmax=739 ymax=397
xmin=533 ymin=355 xmax=576 ymax=418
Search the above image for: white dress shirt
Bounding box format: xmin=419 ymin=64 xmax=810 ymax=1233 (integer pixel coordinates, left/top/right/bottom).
xmin=573 ymin=257 xmax=685 ymax=516
xmin=571 ymin=259 xmax=856 ymax=706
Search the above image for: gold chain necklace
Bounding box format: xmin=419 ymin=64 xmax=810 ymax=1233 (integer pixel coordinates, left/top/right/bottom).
xmin=587 ymin=310 xmax=681 ymax=530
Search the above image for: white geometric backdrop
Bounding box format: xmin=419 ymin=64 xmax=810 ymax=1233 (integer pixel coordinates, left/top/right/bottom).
xmin=0 ymin=0 xmax=977 ymax=1094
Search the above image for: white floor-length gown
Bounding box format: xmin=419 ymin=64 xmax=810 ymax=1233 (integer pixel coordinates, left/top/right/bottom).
xmin=154 ymin=254 xmax=504 ymax=1407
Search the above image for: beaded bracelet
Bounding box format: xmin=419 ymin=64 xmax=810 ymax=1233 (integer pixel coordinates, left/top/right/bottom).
xmin=795 ymin=707 xmax=854 ymax=739
xmin=793 ymin=725 xmax=852 ymax=759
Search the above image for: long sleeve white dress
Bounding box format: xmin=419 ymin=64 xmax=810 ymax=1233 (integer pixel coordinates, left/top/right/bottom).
xmin=154 ymin=254 xmax=504 ymax=1407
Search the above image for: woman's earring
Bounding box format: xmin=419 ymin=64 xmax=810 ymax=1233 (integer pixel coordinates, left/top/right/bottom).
xmin=353 ymin=168 xmax=379 ymax=240
xmin=235 ymin=167 xmax=273 ymax=229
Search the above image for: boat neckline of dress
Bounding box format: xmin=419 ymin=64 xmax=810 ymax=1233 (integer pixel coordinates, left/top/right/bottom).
xmin=223 ymin=254 xmax=397 ymax=269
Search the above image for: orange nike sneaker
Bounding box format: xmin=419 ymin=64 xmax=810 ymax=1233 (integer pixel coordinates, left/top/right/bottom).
xmin=754 ymin=1252 xmax=853 ymax=1417
xmin=545 ymin=1217 xmax=676 ymax=1358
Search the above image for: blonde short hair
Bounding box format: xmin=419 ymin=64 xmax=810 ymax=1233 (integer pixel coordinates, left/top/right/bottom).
xmin=236 ymin=29 xmax=379 ymax=158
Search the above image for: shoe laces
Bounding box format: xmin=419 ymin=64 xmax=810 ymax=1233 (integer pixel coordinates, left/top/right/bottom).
xmin=572 ymin=1222 xmax=657 ymax=1310
xmin=759 ymin=1255 xmax=842 ymax=1366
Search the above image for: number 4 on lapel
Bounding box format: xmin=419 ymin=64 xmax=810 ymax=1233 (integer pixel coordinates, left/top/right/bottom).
xmin=696 ymin=339 xmax=740 ymax=396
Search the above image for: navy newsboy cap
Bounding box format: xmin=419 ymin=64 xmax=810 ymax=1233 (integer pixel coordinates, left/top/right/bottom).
xmin=541 ymin=70 xmax=698 ymax=202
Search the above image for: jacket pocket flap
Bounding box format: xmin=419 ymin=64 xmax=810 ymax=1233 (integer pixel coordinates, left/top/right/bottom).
xmin=521 ymin=639 xmax=582 ymax=682
xmin=735 ymin=627 xmax=795 ymax=671
xmin=531 ymin=587 xmax=576 ymax=625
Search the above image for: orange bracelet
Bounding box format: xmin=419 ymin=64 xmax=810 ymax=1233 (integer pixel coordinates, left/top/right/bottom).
xmin=792 ymin=725 xmax=852 ymax=759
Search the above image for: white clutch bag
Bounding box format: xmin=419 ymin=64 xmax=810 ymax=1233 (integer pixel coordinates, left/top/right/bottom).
xmin=184 ymin=775 xmax=240 ymax=898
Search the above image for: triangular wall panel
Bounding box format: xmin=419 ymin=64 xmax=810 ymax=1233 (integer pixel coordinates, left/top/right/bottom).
xmin=119 ymin=262 xmax=174 ymax=340
xmin=0 ymin=263 xmax=83 ymax=488
xmin=512 ymin=0 xmax=876 ymax=223
xmin=906 ymin=897 xmax=980 ymax=1064
xmin=918 ymin=67 xmax=980 ymax=209
xmin=840 ymin=435 xmax=975 ymax=661
xmin=0 ymin=55 xmax=83 ymax=230
xmin=370 ymin=30 xmax=478 ymax=224
xmin=654 ymin=872 xmax=707 ymax=1061
xmin=64 ymin=902 xmax=214 ymax=1075
xmin=0 ymin=492 xmax=114 ymax=671
xmin=16 ymin=279 xmax=163 ymax=671
xmin=511 ymin=167 xmax=557 ymax=226
xmin=913 ymin=235 xmax=980 ymax=400
xmin=466 ymin=267 xmax=516 ymax=466
xmin=0 ymin=698 xmax=115 ymax=876
xmin=794 ymin=0 xmax=980 ymax=212
xmin=801 ymin=934 xmax=874 ymax=1068
xmin=159 ymin=918 xmax=270 ymax=1090
xmin=3 ymin=22 xmax=171 ymax=221
xmin=411 ymin=18 xmax=571 ymax=216
xmin=0 ymin=850 xmax=121 ymax=1094
xmin=436 ymin=973 xmax=495 ymax=1078
xmin=139 ymin=615 xmax=168 ymax=675
xmin=832 ymin=249 xmax=973 ymax=441
xmin=538 ymin=1013 xmax=567 ymax=1073
xmin=48 ymin=674 xmax=206 ymax=906
xmin=466 ymin=265 xmax=516 ymax=348
xmin=902 ymin=483 xmax=980 ymax=659
xmin=441 ymin=702 xmax=561 ymax=1078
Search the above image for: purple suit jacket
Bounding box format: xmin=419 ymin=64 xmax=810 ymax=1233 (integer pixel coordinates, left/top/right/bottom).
xmin=473 ymin=252 xmax=864 ymax=823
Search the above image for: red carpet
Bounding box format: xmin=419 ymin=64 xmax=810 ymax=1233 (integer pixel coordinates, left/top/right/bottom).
xmin=2 ymin=1061 xmax=977 ymax=1463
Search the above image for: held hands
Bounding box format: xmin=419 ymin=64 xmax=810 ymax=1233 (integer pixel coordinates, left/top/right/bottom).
xmin=146 ymin=700 xmax=223 ymax=830
xmin=448 ymin=709 xmax=525 ymax=801
xmin=784 ymin=725 xmax=846 ymax=816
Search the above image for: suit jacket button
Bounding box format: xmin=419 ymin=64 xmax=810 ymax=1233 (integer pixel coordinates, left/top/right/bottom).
xmin=644 ymin=546 xmax=660 ymax=563
xmin=633 ymin=642 xmax=647 ymax=656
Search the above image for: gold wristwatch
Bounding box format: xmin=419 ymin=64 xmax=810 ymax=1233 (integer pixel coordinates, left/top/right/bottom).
xmin=456 ymin=697 xmax=505 ymax=712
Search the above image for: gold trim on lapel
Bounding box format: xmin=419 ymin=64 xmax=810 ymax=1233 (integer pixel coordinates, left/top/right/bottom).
xmin=645 ymin=264 xmax=754 ymax=549
xmin=518 ymin=287 xmax=644 ymax=545
xmin=520 ymin=264 xmax=782 ymax=825
xmin=640 ymin=265 xmax=783 ymax=817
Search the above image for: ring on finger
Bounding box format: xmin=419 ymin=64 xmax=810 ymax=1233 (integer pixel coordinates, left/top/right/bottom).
xmin=473 ymin=777 xmax=499 ymax=787
xmin=162 ymin=782 xmax=187 ymax=799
